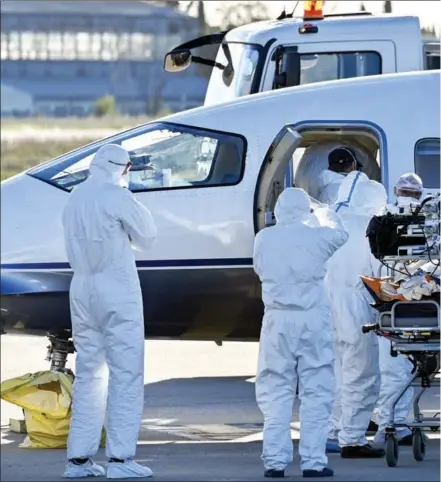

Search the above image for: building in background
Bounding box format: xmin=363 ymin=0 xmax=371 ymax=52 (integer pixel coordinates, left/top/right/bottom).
xmin=0 ymin=0 xmax=208 ymax=117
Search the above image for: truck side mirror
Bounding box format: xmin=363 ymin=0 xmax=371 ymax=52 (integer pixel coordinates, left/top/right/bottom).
xmin=273 ymin=47 xmax=301 ymax=89
xmin=164 ymin=49 xmax=192 ymax=73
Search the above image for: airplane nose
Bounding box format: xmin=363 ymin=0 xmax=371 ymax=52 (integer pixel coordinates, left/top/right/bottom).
xmin=1 ymin=173 xmax=69 ymax=265
xmin=1 ymin=173 xmax=72 ymax=335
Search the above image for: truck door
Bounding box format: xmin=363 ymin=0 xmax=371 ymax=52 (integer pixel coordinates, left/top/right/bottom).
xmin=263 ymin=40 xmax=396 ymax=91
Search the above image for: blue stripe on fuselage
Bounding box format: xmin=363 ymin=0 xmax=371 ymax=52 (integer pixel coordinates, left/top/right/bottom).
xmin=1 ymin=258 xmax=254 ymax=270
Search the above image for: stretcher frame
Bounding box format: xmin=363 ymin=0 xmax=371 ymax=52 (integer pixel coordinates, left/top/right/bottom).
xmin=372 ymin=255 xmax=440 ymax=467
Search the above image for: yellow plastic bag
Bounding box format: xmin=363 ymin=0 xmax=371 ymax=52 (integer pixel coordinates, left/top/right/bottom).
xmin=0 ymin=370 xmax=106 ymax=449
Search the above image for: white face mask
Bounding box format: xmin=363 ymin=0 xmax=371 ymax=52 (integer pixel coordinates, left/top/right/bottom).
xmin=396 ymin=196 xmax=419 ymax=207
xmin=120 ymin=172 xmax=130 ymax=188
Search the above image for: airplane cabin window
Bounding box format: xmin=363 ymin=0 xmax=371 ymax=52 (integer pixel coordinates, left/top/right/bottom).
xmin=414 ymin=138 xmax=440 ymax=189
xmin=121 ymin=128 xmax=244 ymax=191
xmin=28 ymin=122 xmax=246 ymax=192
xmin=300 ymin=51 xmax=381 ymax=85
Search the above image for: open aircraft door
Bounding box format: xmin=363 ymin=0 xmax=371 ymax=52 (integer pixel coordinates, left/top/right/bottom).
xmin=255 ymin=126 xmax=304 ymax=229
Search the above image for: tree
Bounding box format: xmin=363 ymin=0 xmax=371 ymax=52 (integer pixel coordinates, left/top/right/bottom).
xmin=383 ymin=1 xmax=392 ymax=14
xmin=183 ymin=1 xmax=207 ymax=36
xmin=196 ymin=0 xmax=207 ymax=37
xmin=161 ymin=0 xmax=180 ymax=7
xmin=145 ymin=1 xmax=180 ymax=9
xmin=421 ymin=25 xmax=438 ymax=38
xmin=94 ymin=95 xmax=117 ymax=117
xmin=217 ymin=1 xmax=271 ymax=31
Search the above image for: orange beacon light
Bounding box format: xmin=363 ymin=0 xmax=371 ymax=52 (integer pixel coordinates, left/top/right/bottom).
xmin=303 ymin=1 xmax=324 ymax=20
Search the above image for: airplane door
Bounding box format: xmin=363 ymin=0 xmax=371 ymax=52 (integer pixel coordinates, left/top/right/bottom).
xmin=120 ymin=124 xmax=253 ymax=263
xmin=119 ymin=122 xmax=263 ymax=340
xmin=255 ymin=126 xmax=303 ymax=229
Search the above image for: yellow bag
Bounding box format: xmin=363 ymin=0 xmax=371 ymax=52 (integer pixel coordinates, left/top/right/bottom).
xmin=0 ymin=370 xmax=106 ymax=449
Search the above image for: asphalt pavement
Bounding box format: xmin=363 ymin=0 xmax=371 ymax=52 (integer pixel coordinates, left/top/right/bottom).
xmin=1 ymin=335 xmax=440 ymax=481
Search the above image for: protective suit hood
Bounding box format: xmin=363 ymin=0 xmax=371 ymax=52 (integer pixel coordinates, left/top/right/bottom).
xmin=336 ymin=172 xmax=387 ymax=217
xmin=351 ymin=181 xmax=388 ymax=217
xmin=274 ymin=188 xmax=312 ymax=225
xmin=395 ymin=172 xmax=423 ymax=193
xmin=317 ymin=170 xmax=347 ymax=205
xmin=89 ymin=144 xmax=130 ymax=186
xmin=335 ymin=171 xmax=369 ymax=206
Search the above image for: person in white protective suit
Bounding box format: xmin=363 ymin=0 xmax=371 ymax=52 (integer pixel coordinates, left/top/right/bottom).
xmin=317 ymin=147 xmax=358 ymax=204
xmin=372 ymin=173 xmax=424 ymax=446
xmin=62 ymin=144 xmax=157 ymax=479
xmin=392 ymin=172 xmax=424 ymax=208
xmin=253 ymin=188 xmax=349 ymax=478
xmin=296 ymin=147 xmax=377 ymax=453
xmin=325 ymin=174 xmax=369 ymax=454
xmin=326 ymin=172 xmax=388 ymax=458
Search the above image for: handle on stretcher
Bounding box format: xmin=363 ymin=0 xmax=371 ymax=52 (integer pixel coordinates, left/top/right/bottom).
xmin=362 ymin=323 xmax=379 ymax=334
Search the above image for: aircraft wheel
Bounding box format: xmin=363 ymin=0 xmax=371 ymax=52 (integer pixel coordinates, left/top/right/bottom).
xmin=385 ymin=434 xmax=399 ymax=467
xmin=412 ymin=429 xmax=425 ymax=462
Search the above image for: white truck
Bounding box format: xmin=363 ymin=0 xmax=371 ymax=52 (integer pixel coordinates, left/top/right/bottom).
xmin=164 ymin=2 xmax=440 ymax=106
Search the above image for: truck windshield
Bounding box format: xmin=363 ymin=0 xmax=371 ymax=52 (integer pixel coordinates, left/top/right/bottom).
xmin=204 ymin=42 xmax=261 ymax=105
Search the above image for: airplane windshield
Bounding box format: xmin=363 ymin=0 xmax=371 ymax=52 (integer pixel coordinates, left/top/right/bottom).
xmin=204 ymin=42 xmax=261 ymax=105
xmin=28 ymin=121 xmax=245 ymax=192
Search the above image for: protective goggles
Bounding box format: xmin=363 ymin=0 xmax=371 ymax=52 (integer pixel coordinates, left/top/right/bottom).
xmin=108 ymin=160 xmax=132 ymax=168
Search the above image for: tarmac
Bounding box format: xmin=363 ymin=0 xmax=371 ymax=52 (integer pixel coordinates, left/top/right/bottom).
xmin=1 ymin=335 xmax=440 ymax=481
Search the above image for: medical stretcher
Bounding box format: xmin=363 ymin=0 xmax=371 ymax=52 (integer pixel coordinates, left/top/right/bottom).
xmin=362 ymin=195 xmax=440 ymax=467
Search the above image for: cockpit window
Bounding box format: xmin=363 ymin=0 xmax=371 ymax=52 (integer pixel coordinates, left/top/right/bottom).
xmin=28 ymin=122 xmax=246 ymax=192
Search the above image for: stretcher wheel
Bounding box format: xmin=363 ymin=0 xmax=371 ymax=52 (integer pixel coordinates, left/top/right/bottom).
xmin=412 ymin=429 xmax=425 ymax=461
xmin=385 ymin=434 xmax=399 ymax=467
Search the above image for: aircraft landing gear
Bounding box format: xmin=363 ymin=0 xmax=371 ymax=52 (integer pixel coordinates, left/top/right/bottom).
xmin=46 ymin=331 xmax=75 ymax=376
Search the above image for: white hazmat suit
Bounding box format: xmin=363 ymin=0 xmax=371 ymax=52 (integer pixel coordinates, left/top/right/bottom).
xmin=317 ymin=170 xmax=347 ymax=205
xmin=327 ymin=173 xmax=388 ymax=456
xmin=373 ymin=173 xmax=424 ymax=444
xmin=253 ymin=188 xmax=349 ymax=475
xmin=326 ymin=172 xmax=369 ymax=447
xmin=293 ymin=141 xmax=380 ymax=202
xmin=62 ymin=144 xmax=157 ymax=479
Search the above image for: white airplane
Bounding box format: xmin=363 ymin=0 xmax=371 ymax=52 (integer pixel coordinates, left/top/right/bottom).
xmin=1 ymin=71 xmax=440 ymax=354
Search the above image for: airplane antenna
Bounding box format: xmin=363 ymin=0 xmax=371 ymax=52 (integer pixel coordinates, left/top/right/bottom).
xmin=291 ymin=1 xmax=301 ymax=17
xmin=278 ymin=1 xmax=301 ymax=20
xmin=277 ymin=6 xmax=287 ymax=20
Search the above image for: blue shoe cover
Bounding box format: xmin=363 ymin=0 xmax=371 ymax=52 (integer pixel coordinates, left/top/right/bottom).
xmin=303 ymin=467 xmax=334 ymax=478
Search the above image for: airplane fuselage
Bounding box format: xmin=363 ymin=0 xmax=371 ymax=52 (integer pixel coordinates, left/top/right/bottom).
xmin=1 ymin=71 xmax=440 ymax=341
